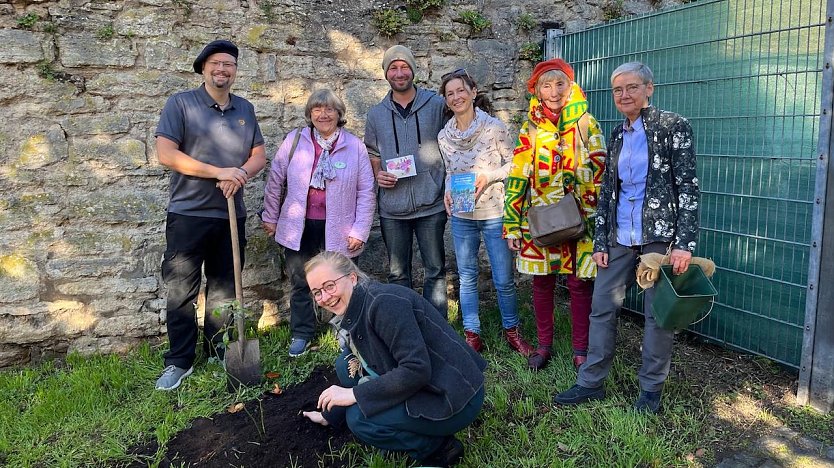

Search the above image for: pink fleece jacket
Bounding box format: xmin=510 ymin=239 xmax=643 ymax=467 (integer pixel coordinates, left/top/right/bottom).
xmin=262 ymin=127 xmax=376 ymax=257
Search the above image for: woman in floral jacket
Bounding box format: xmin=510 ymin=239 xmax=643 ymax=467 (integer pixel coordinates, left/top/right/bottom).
xmin=554 ymin=61 xmax=699 ymax=415
xmin=503 ymin=59 xmax=606 ymax=370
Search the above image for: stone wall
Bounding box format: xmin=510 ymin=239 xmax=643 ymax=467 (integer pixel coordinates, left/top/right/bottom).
xmin=0 ymin=0 xmax=666 ymax=367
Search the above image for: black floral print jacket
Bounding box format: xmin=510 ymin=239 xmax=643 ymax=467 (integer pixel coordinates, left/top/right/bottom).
xmin=594 ymin=106 xmax=700 ymax=253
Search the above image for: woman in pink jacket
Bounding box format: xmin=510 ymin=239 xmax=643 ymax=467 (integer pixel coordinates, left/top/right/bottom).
xmin=262 ymin=88 xmax=376 ymax=358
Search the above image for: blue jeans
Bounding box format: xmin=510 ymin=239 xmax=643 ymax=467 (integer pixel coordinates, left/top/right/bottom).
xmin=380 ymin=211 xmax=448 ymax=317
xmin=451 ymin=216 xmax=519 ymax=333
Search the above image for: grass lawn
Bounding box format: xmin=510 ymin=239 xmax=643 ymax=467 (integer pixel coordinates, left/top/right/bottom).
xmin=1 ymin=287 xmax=831 ymax=467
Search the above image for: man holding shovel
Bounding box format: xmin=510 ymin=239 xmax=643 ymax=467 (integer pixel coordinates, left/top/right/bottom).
xmin=154 ymin=40 xmax=266 ymax=390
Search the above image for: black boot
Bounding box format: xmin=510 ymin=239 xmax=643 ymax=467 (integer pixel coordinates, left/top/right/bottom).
xmin=421 ymin=436 xmax=464 ymax=467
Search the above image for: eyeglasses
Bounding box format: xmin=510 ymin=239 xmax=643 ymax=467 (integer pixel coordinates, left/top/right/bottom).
xmin=441 ymin=68 xmax=472 ymax=81
xmin=612 ymin=83 xmax=646 ymax=97
xmin=310 ymin=274 xmax=350 ymax=300
xmin=311 ymin=106 xmax=338 ymax=116
xmin=206 ymin=60 xmax=238 ymax=69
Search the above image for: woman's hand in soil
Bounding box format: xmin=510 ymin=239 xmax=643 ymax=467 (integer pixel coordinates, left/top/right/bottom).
xmin=302 ymin=411 xmax=329 ymax=426
xmin=318 ymin=385 xmax=356 ymax=411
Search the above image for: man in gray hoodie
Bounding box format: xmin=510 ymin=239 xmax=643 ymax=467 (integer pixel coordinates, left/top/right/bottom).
xmin=364 ymin=45 xmax=448 ymax=317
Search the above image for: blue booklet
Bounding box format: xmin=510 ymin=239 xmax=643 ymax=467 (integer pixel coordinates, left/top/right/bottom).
xmin=450 ymin=172 xmax=477 ymax=213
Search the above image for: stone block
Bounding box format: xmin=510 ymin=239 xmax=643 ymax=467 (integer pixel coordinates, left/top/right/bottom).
xmin=0 ymin=346 xmax=30 ymax=368
xmin=94 ymin=312 xmax=159 ymax=337
xmin=50 ymin=300 xmax=98 ymax=334
xmin=45 ymin=257 xmax=130 ymax=280
xmin=0 ymin=29 xmax=53 ymax=64
xmin=275 ymin=55 xmax=343 ymax=80
xmin=258 ymin=300 xmax=282 ymax=329
xmin=0 ymin=254 xmax=39 ymax=303
xmin=87 ymin=70 xmax=191 ymax=97
xmin=50 ymin=230 xmax=135 ymax=256
xmin=51 ymin=94 xmax=112 ymax=116
xmin=68 ymin=335 xmax=146 ymax=356
xmin=55 ymin=277 xmax=158 ymax=296
xmin=146 ymin=298 xmax=166 ymax=312
xmin=70 ymin=137 xmax=147 ymax=170
xmin=0 ymin=313 xmax=58 ymax=343
xmin=115 ymin=7 xmax=176 ymax=37
xmin=58 ymin=34 xmax=138 ymax=68
xmin=144 ymin=40 xmax=194 ymax=73
xmin=8 ymin=124 xmax=69 ymax=170
xmin=61 ymin=114 xmax=131 ymax=136
xmin=0 ymin=192 xmax=64 ymax=234
xmin=65 ymin=190 xmax=166 ymax=224
xmin=470 ymin=39 xmax=518 ymax=88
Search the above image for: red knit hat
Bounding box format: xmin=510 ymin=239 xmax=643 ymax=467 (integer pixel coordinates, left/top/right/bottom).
xmin=526 ymin=58 xmax=575 ymax=94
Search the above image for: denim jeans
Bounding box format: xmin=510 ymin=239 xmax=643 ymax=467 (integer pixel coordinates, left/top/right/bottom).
xmin=451 ymin=216 xmax=519 ymax=333
xmin=379 ymin=211 xmax=448 ymax=317
xmin=161 ymin=212 xmax=246 ymax=369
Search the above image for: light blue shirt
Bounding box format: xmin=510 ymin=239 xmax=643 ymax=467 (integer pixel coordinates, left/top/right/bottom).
xmin=616 ymin=116 xmax=649 ymax=247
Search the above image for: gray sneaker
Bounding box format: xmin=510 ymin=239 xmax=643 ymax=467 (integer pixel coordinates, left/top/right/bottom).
xmin=155 ymin=365 xmax=193 ymax=391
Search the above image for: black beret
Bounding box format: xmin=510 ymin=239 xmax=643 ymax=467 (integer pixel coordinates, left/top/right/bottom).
xmin=193 ymin=40 xmax=239 ymax=74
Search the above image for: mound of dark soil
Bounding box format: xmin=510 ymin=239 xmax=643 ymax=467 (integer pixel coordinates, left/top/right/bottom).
xmin=127 ymin=368 xmax=356 ymax=467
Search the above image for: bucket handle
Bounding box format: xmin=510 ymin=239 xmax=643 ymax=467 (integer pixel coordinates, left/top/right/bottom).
xmin=637 ymin=284 xmax=716 ymax=328
xmin=688 ymin=297 xmax=715 ymax=327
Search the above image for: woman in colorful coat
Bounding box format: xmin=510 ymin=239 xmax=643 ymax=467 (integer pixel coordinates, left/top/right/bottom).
xmin=503 ymin=58 xmax=606 ymax=370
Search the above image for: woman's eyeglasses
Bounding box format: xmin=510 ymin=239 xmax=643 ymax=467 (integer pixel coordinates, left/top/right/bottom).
xmin=612 ymin=83 xmax=646 ymax=97
xmin=441 ymin=68 xmax=472 ymax=81
xmin=310 ymin=274 xmax=350 ymax=300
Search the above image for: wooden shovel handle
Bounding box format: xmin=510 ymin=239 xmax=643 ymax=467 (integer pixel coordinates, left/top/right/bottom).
xmin=227 ymin=197 xmax=245 ymax=337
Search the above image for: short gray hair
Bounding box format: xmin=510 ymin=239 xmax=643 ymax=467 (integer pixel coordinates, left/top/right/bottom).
xmin=304 ymin=88 xmax=348 ymax=127
xmin=535 ymin=69 xmax=571 ymax=96
xmin=611 ymin=62 xmax=654 ymax=85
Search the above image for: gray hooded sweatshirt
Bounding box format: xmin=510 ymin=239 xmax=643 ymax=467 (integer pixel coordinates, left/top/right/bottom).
xmin=364 ymin=87 xmax=447 ymax=219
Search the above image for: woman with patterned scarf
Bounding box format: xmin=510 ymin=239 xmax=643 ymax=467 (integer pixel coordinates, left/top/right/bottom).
xmin=262 ymin=88 xmax=376 ymax=358
xmin=437 ymin=69 xmax=534 ymax=356
xmin=503 ymin=59 xmax=607 ymax=370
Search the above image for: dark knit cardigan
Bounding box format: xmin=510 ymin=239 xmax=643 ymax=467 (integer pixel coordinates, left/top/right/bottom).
xmin=343 ymin=281 xmax=487 ymax=420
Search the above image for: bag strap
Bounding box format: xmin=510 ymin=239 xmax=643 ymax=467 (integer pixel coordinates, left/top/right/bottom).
xmin=281 ymin=128 xmax=304 ymax=192
xmin=576 ymin=112 xmax=590 ymax=149
xmin=286 ymin=127 xmax=303 ymax=166
xmin=524 ymin=126 xmax=537 ymax=207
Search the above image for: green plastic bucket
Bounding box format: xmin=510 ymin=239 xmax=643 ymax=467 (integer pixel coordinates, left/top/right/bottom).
xmin=651 ymin=264 xmax=718 ymax=330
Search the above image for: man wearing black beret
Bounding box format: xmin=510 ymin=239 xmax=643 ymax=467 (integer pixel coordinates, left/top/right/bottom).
xmin=154 ymin=39 xmax=266 ymax=390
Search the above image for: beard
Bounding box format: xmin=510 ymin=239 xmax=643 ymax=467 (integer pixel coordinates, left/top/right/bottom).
xmin=210 ymin=73 xmax=232 ymax=89
xmin=387 ymin=76 xmax=414 ymax=93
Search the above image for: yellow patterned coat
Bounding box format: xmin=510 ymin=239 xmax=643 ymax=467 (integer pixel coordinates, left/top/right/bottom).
xmin=503 ymin=84 xmax=606 ymax=277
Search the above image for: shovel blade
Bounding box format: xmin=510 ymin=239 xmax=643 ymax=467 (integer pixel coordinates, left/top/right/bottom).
xmin=225 ymin=338 xmax=262 ymax=391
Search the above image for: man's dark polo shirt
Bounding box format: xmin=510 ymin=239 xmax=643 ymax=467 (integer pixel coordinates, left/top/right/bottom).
xmin=155 ymin=84 xmax=264 ymax=219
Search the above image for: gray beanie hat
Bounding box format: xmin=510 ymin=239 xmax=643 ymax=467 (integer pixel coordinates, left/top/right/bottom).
xmin=382 ymin=45 xmax=416 ymax=74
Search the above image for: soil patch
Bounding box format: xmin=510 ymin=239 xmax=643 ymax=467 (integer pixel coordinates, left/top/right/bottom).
xmin=127 ymin=368 xmax=356 ymax=468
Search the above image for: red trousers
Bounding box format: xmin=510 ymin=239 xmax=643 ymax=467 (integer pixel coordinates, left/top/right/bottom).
xmin=532 ymin=273 xmax=593 ymax=354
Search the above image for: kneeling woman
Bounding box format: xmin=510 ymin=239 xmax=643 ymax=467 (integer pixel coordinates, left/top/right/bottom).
xmin=302 ymin=251 xmax=486 ymax=467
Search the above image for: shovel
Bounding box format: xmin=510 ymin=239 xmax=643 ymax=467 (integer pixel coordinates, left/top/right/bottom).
xmin=225 ymin=195 xmax=262 ymax=391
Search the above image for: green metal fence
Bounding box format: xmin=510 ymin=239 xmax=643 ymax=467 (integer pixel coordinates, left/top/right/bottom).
xmin=553 ymin=0 xmax=826 ymax=367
